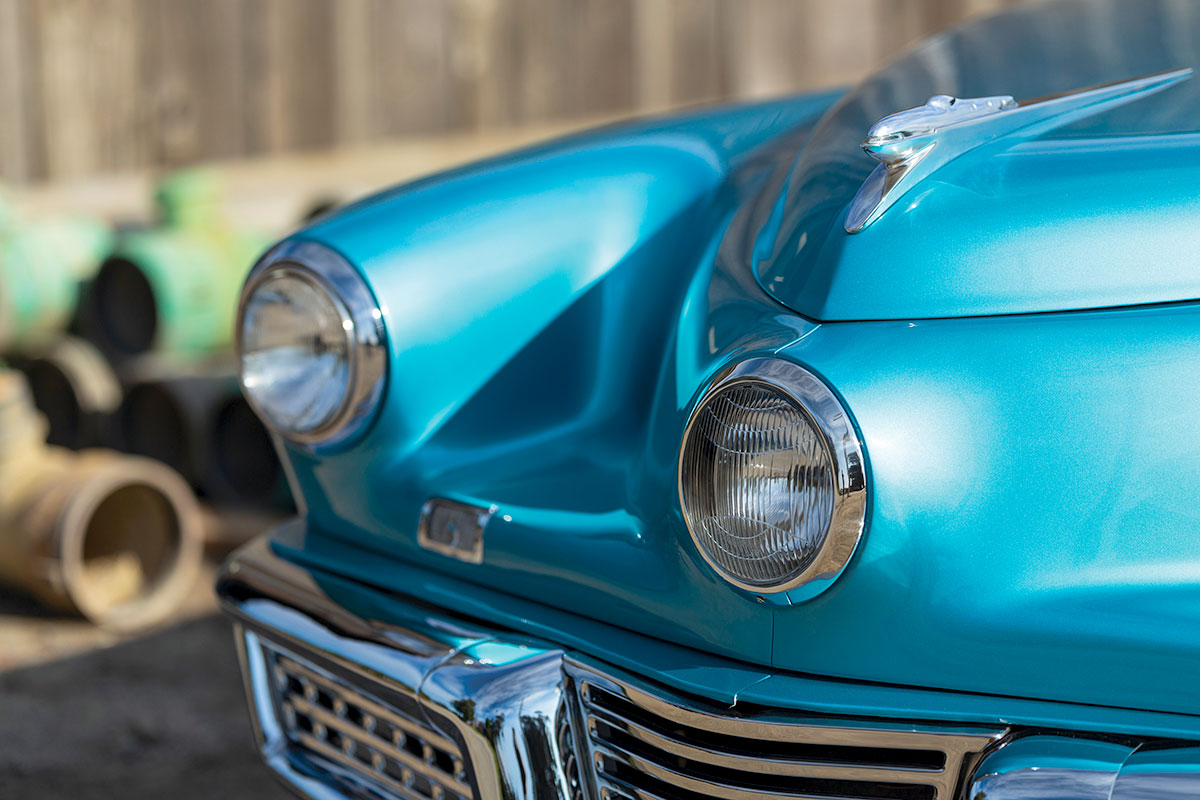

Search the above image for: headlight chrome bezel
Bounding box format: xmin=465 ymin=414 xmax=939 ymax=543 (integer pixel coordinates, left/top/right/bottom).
xmin=236 ymin=240 xmax=386 ymax=447
xmin=678 ymin=357 xmax=868 ymax=598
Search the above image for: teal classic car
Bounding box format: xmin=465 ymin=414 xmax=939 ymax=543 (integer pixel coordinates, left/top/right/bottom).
xmin=218 ymin=1 xmax=1200 ymax=798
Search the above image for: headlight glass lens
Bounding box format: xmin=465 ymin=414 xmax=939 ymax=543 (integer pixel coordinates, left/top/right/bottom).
xmin=240 ymin=269 xmax=350 ymax=436
xmin=680 ymin=379 xmax=837 ymax=589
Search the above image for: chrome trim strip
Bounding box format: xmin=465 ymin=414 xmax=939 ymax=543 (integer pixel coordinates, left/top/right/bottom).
xmin=968 ymin=736 xmax=1200 ymax=800
xmin=594 ymin=742 xmax=815 ymax=800
xmin=585 ymin=674 xmax=987 ymax=746
xmin=586 ymin=704 xmax=947 ymax=782
xmin=595 ymin=785 xmax=669 ymax=800
xmin=678 ymin=357 xmax=868 ymax=598
xmin=568 ymin=659 xmax=1002 ymax=800
xmin=966 ymin=735 xmax=1135 ymax=800
xmin=1113 ymin=744 xmax=1200 ymax=799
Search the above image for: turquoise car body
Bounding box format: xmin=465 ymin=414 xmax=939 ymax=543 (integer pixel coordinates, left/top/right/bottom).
xmin=225 ymin=0 xmax=1200 ymax=788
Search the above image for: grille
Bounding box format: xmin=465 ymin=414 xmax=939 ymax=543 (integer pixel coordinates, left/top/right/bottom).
xmin=263 ymin=641 xmax=473 ymax=800
xmin=558 ymin=696 xmax=586 ymax=800
xmin=568 ymin=662 xmax=1002 ymax=800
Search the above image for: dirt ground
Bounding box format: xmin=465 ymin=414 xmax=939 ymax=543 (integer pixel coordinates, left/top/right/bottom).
xmin=0 ymin=566 xmax=289 ymax=798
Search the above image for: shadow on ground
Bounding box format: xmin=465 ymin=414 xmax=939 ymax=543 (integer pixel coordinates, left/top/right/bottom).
xmin=0 ymin=614 xmax=288 ymax=798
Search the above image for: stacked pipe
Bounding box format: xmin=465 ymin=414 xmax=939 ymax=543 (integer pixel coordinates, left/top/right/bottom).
xmin=0 ymin=171 xmax=292 ymax=511
xmin=0 ymin=192 xmax=113 ymax=347
xmin=0 ymin=369 xmax=202 ymax=628
xmin=80 ymin=170 xmax=271 ymax=360
xmin=113 ymin=359 xmax=291 ymax=511
xmin=0 ymin=170 xmax=301 ymax=623
xmin=73 ymin=170 xmax=291 ymax=513
xmin=5 ymin=336 xmax=122 ymax=449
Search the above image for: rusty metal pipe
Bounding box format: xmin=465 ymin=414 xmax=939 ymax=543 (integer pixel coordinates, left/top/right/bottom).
xmin=0 ymin=371 xmax=202 ymax=629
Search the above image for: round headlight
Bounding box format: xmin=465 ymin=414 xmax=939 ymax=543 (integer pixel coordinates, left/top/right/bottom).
xmin=237 ymin=241 xmax=385 ymax=445
xmin=679 ymin=358 xmax=866 ymax=596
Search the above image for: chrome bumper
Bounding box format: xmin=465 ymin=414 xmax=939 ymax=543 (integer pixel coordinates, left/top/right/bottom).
xmin=218 ymin=532 xmax=1200 ymax=800
xmin=219 ymin=533 xmax=580 ymax=800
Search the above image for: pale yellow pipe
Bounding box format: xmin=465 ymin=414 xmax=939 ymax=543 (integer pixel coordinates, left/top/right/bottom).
xmin=0 ymin=370 xmax=202 ymax=629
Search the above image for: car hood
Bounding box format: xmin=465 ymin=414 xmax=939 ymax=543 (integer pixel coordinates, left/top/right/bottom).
xmin=273 ymin=0 xmax=1200 ymax=723
xmin=758 ymin=0 xmax=1200 ymax=321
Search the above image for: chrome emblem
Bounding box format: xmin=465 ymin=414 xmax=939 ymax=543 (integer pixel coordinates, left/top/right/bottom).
xmin=417 ymin=498 xmax=495 ymax=564
xmin=845 ymin=67 xmax=1193 ymax=233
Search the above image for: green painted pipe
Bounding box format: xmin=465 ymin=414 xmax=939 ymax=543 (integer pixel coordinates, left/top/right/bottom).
xmin=0 ymin=193 xmax=113 ymax=349
xmin=0 ymin=369 xmax=203 ymax=629
xmin=80 ymin=170 xmax=271 ymax=360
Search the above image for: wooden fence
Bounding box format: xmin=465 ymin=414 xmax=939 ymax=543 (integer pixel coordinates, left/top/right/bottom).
xmin=0 ymin=0 xmax=1024 ymax=184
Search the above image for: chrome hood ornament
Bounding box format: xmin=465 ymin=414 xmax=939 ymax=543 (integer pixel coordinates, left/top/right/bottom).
xmin=845 ymin=67 xmax=1193 ymax=233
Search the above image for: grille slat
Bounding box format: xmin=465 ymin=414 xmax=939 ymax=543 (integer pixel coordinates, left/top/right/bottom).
xmin=264 ymin=643 xmax=472 ymax=800
xmin=597 ymin=742 xmax=865 ymax=800
xmin=571 ymin=663 xmax=1004 ymax=800
xmin=588 ymin=707 xmax=948 ymax=783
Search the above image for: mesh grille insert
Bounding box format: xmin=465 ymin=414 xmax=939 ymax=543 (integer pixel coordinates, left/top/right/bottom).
xmin=261 ymin=640 xmax=473 ymax=800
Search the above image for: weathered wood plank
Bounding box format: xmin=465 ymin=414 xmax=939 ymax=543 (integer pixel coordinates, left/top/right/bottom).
xmin=138 ymin=0 xmax=246 ymax=169
xmin=28 ymin=0 xmax=96 ymax=178
xmin=670 ymin=0 xmax=727 ymax=104
xmin=369 ymin=0 xmax=458 ymax=137
xmin=0 ymin=0 xmax=37 ymax=182
xmin=576 ymin=0 xmax=635 ymax=114
xmin=91 ymin=0 xmax=141 ymax=171
xmin=332 ymin=0 xmax=374 ymax=146
xmin=0 ymin=0 xmax=1022 ymax=183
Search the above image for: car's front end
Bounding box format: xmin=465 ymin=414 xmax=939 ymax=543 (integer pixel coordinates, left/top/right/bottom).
xmin=220 ymin=1 xmax=1200 ymax=798
xmin=222 ymin=526 xmax=1200 ymax=800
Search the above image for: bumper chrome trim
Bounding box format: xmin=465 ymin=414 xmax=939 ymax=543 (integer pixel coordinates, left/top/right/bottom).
xmin=220 ymin=530 xmax=1200 ymax=800
xmin=221 ymin=533 xmax=575 ymax=800
xmin=968 ymin=735 xmax=1200 ymax=800
xmin=218 ymin=532 xmax=1010 ymax=800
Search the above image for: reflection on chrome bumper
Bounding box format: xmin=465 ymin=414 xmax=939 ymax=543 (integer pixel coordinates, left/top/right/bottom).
xmin=219 ymin=534 xmax=577 ymax=800
xmin=218 ymin=534 xmax=1200 ymax=800
xmin=969 ymin=734 xmax=1200 ymax=800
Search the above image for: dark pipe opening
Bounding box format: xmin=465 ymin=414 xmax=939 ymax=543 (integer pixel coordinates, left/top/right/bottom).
xmin=25 ymin=360 xmax=83 ymax=449
xmin=119 ymin=384 xmax=190 ymax=479
xmin=78 ymin=483 xmax=179 ymax=613
xmin=211 ymin=396 xmax=284 ymax=506
xmin=91 ymin=257 xmax=158 ymax=357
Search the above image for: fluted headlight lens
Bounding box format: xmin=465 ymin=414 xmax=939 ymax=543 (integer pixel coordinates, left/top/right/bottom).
xmin=240 ymin=270 xmax=349 ymax=436
xmin=237 ymin=242 xmax=386 ymax=446
xmin=679 ymin=359 xmax=866 ymax=594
